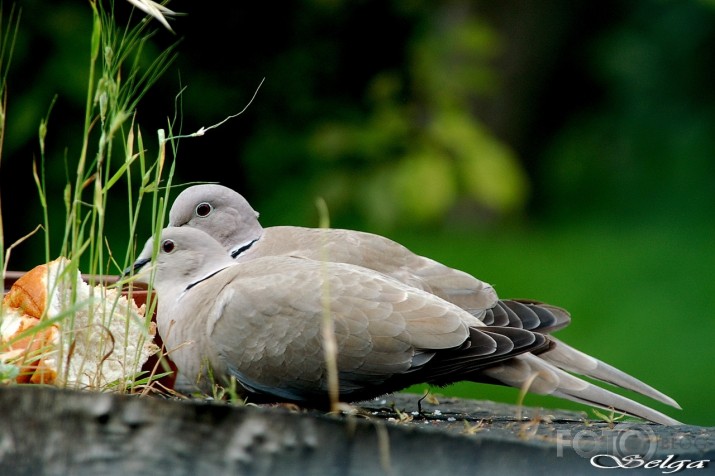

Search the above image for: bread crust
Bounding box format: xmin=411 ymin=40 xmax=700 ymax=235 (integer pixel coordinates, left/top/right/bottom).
xmin=2 ymin=263 xmax=59 ymax=383
xmin=3 ymin=264 xmax=49 ymax=319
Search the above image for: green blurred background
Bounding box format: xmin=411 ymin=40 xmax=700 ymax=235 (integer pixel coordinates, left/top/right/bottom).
xmin=0 ymin=1 xmax=712 ymax=425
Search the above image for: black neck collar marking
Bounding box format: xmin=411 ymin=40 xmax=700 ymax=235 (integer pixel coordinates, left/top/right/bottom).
xmin=231 ymin=239 xmax=258 ymax=259
xmin=184 ymin=266 xmax=232 ymax=293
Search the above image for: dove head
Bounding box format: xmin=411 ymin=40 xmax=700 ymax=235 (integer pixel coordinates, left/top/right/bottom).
xmin=131 ymin=227 xmax=236 ymax=296
xmin=168 ymin=184 xmax=263 ymax=256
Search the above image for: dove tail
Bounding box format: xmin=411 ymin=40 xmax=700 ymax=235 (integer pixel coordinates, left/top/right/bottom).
xmin=481 ymin=354 xmax=682 ymax=426
xmin=537 ymin=338 xmax=680 ymax=409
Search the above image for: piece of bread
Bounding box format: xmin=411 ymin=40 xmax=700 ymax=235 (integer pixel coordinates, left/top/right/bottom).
xmin=0 ymin=307 xmax=59 ymax=383
xmin=1 ymin=258 xmax=158 ymax=389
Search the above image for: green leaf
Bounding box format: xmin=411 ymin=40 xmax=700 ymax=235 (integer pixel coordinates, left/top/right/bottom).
xmin=89 ymin=2 xmax=101 ymax=63
xmin=391 ymin=150 xmax=457 ymax=224
xmin=430 ymin=110 xmax=528 ymax=213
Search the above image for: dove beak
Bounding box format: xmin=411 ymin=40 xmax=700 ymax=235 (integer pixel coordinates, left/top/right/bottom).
xmin=122 ymin=256 xmax=151 ymax=279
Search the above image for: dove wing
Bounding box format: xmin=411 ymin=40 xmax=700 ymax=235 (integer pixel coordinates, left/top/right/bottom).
xmin=204 ymin=256 xmax=526 ymax=403
xmin=245 ymin=227 xmax=497 ymax=321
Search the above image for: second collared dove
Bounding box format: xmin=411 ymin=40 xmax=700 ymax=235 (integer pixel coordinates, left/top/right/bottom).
xmin=168 ymin=185 xmax=505 ymax=321
xmin=167 ymin=184 xmax=681 ymax=412
xmin=129 ymin=227 xmax=681 ymax=425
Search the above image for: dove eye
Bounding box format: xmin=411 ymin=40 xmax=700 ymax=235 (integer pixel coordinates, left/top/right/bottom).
xmin=195 ymin=202 xmax=213 ymax=217
xmin=162 ymin=239 xmax=176 ymax=253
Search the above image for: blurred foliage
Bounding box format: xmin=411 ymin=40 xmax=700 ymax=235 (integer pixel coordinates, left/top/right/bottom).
xmin=300 ymin=11 xmax=527 ymax=228
xmin=0 ymin=0 xmax=713 ymax=424
xmin=540 ymin=1 xmax=715 ymax=221
xmin=3 ymin=0 xmax=713 ymax=250
xmin=237 ymin=1 xmax=529 ymax=231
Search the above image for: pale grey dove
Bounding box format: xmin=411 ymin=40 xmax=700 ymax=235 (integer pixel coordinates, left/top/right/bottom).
xmin=129 ymin=227 xmax=681 ymax=425
xmin=167 ymin=184 xmax=681 ymax=415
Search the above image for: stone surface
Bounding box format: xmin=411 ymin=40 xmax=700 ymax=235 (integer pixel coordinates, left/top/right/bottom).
xmin=0 ymin=386 xmax=712 ymax=476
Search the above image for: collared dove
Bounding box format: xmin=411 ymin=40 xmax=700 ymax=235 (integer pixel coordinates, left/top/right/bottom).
xmin=167 ymin=185 xmax=681 ymax=414
xmin=129 ymin=227 xmax=681 ymax=425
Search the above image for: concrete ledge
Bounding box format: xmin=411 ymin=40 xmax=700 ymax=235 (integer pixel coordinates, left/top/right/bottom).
xmin=0 ymin=386 xmax=711 ymax=475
